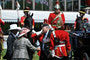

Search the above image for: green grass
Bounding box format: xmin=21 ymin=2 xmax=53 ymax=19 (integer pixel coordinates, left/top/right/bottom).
xmin=33 ymin=52 xmax=39 ymax=60
xmin=1 ymin=49 xmax=7 ymax=60
xmin=1 ymin=50 xmax=74 ymax=60
xmin=0 ymin=49 xmax=39 ymax=60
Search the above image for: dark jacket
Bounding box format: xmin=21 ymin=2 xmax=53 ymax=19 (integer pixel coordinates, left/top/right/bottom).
xmin=4 ymin=33 xmax=16 ymax=60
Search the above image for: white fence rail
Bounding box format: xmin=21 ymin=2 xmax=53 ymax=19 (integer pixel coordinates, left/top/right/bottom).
xmin=1 ymin=10 xmax=90 ymax=23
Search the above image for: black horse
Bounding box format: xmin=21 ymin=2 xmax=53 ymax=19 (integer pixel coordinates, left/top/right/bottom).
xmin=24 ymin=13 xmax=33 ymax=30
xmin=24 ymin=13 xmax=37 ymax=60
xmin=75 ymin=15 xmax=88 ymax=31
xmin=75 ymin=15 xmax=83 ymax=31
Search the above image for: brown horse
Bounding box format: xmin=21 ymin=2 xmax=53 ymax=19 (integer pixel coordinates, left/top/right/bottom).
xmin=0 ymin=28 xmax=4 ymax=59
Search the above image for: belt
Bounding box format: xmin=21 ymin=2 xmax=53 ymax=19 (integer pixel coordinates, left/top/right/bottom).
xmin=54 ymin=55 xmax=64 ymax=59
xmin=59 ymin=41 xmax=65 ymax=44
xmin=50 ymin=49 xmax=64 ymax=59
xmin=55 ymin=44 xmax=65 ymax=50
xmin=54 ymin=44 xmax=65 ymax=56
xmin=44 ymin=40 xmax=50 ymax=44
xmin=52 ymin=24 xmax=61 ymax=28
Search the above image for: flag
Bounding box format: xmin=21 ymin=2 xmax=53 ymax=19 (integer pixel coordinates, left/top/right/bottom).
xmin=1 ymin=0 xmax=5 ymax=1
xmin=40 ymin=0 xmax=43 ymax=4
xmin=86 ymin=0 xmax=90 ymax=6
xmin=0 ymin=5 xmax=2 ymax=10
xmin=16 ymin=1 xmax=20 ymax=10
xmin=44 ymin=0 xmax=48 ymax=6
xmin=40 ymin=0 xmax=48 ymax=6
xmin=7 ymin=0 xmax=11 ymax=1
xmin=27 ymin=0 xmax=32 ymax=4
xmin=0 ymin=4 xmax=2 ymax=19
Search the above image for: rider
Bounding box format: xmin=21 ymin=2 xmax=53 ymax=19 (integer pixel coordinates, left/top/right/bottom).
xmin=48 ymin=0 xmax=65 ymax=30
xmin=20 ymin=7 xmax=35 ymax=29
xmin=74 ymin=9 xmax=89 ymax=31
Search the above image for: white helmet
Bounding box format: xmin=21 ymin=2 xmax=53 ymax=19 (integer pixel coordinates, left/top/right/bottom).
xmin=54 ymin=1 xmax=60 ymax=9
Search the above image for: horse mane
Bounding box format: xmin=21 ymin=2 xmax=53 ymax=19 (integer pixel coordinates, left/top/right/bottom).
xmin=75 ymin=15 xmax=83 ymax=31
xmin=24 ymin=13 xmax=33 ymax=30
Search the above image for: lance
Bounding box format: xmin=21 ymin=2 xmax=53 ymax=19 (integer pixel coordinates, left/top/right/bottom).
xmin=0 ymin=4 xmax=2 ymax=20
xmin=16 ymin=1 xmax=20 ymax=27
xmin=0 ymin=4 xmax=2 ymax=28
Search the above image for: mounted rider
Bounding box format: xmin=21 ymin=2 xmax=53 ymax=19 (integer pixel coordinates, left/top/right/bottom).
xmin=48 ymin=0 xmax=65 ymax=30
xmin=20 ymin=7 xmax=35 ymax=29
xmin=74 ymin=9 xmax=89 ymax=31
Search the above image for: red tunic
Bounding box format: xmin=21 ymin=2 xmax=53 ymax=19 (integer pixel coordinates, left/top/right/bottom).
xmin=0 ymin=19 xmax=5 ymax=25
xmin=50 ymin=30 xmax=71 ymax=57
xmin=48 ymin=12 xmax=65 ymax=29
xmin=31 ymin=32 xmax=54 ymax=56
xmin=0 ymin=19 xmax=5 ymax=33
xmin=20 ymin=16 xmax=26 ymax=26
xmin=20 ymin=16 xmax=35 ymax=28
xmin=0 ymin=19 xmax=5 ymax=32
xmin=31 ymin=30 xmax=71 ymax=57
xmin=31 ymin=33 xmax=54 ymax=50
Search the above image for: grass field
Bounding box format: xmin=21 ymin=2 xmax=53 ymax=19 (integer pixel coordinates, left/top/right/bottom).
xmin=1 ymin=49 xmax=7 ymax=60
xmin=1 ymin=49 xmax=39 ymax=60
xmin=1 ymin=50 xmax=74 ymax=60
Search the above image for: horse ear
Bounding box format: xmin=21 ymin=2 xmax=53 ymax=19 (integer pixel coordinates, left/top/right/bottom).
xmin=31 ymin=13 xmax=33 ymax=17
xmin=77 ymin=14 xmax=78 ymax=18
xmin=30 ymin=13 xmax=33 ymax=17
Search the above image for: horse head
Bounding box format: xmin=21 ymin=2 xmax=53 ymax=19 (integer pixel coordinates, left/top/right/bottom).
xmin=76 ymin=15 xmax=83 ymax=21
xmin=24 ymin=13 xmax=33 ymax=30
xmin=75 ymin=15 xmax=83 ymax=31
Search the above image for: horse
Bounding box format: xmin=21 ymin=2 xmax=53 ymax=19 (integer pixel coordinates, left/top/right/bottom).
xmin=24 ymin=13 xmax=36 ymax=60
xmin=0 ymin=28 xmax=4 ymax=59
xmin=24 ymin=13 xmax=33 ymax=30
xmin=75 ymin=15 xmax=89 ymax=31
xmin=75 ymin=15 xmax=84 ymax=31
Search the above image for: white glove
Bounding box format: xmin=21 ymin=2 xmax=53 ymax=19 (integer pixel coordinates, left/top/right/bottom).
xmin=32 ymin=30 xmax=36 ymax=33
xmin=49 ymin=24 xmax=54 ymax=30
xmin=36 ymin=30 xmax=43 ymax=36
xmin=16 ymin=1 xmax=20 ymax=10
xmin=51 ymin=50 xmax=55 ymax=57
xmin=16 ymin=31 xmax=20 ymax=38
xmin=37 ymin=47 xmax=40 ymax=51
xmin=50 ymin=50 xmax=55 ymax=57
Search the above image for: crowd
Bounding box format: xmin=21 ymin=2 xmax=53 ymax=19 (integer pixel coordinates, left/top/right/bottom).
xmin=0 ymin=0 xmax=89 ymax=60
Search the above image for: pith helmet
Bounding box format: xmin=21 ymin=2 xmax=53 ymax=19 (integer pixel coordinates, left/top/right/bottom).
xmin=54 ymin=1 xmax=60 ymax=9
